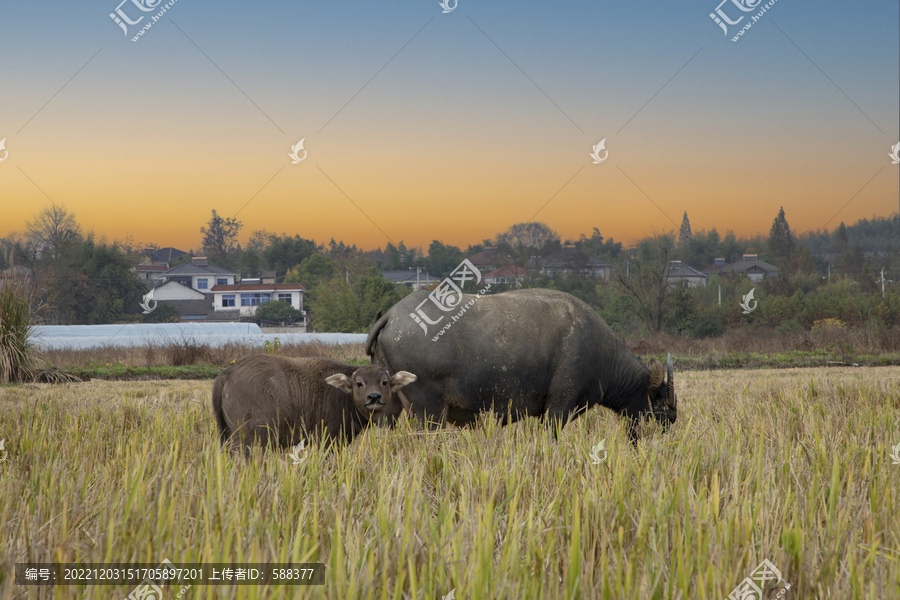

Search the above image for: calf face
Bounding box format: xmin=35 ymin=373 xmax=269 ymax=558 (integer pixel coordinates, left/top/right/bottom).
xmin=325 ymin=365 xmax=417 ymax=417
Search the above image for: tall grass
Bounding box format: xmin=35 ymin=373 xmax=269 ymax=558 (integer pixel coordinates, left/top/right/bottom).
xmin=0 ymin=278 xmax=39 ymax=384
xmin=1 ymin=368 xmax=898 ymax=598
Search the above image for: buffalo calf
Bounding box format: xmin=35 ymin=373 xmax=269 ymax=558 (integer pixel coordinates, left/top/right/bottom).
xmin=212 ymin=355 xmax=416 ymax=452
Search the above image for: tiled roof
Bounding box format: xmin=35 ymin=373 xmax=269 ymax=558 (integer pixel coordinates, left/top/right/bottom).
xmin=381 ymin=271 xmax=438 ymax=284
xmin=665 ymin=262 xmax=708 ymax=278
xmin=719 ymin=257 xmax=778 ymax=274
xmin=538 ymin=246 xmax=611 ymax=268
xmin=484 ymin=264 xmax=526 ymax=277
xmin=466 ymin=248 xmax=514 ymax=267
xmin=146 ymin=247 xmax=187 ymax=263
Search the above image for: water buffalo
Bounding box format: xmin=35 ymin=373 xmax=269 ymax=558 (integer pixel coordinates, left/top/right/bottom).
xmin=212 ymin=355 xmax=416 ymax=452
xmin=366 ymin=288 xmax=677 ymax=440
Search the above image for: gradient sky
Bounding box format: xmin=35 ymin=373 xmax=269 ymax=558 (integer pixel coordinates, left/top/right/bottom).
xmin=1 ymin=0 xmax=897 ymax=254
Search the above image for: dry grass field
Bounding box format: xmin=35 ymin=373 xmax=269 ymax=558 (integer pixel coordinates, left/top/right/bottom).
xmin=1 ymin=366 xmax=899 ymax=599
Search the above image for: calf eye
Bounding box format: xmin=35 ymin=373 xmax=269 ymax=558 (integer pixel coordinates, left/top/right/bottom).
xmin=382 ymin=381 xmax=388 ymax=386
xmin=356 ymin=381 xmax=364 ymax=387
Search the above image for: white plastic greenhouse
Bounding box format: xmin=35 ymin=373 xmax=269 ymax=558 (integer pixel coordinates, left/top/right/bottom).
xmin=30 ymin=323 xmax=367 ymax=350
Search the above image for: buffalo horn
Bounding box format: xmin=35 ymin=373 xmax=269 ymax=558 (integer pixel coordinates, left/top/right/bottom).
xmin=666 ymin=352 xmax=675 ymax=409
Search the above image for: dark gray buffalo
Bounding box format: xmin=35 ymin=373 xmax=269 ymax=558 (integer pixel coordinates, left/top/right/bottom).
xmin=212 ymin=355 xmax=416 ymax=452
xmin=366 ymin=288 xmax=677 ymax=440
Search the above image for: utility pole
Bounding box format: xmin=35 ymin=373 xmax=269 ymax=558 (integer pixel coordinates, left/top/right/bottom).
xmin=827 ymin=265 xmax=831 ymax=281
xmin=718 ymin=284 xmax=721 ymax=307
xmin=410 ymin=266 xmax=423 ymax=289
xmin=346 ymin=269 xmax=349 ymax=285
xmin=882 ymin=267 xmax=885 ymax=298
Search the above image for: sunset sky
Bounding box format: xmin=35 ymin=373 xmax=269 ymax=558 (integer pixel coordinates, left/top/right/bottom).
xmin=1 ymin=0 xmax=897 ymax=254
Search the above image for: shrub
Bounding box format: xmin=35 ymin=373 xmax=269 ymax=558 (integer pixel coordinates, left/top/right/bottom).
xmin=144 ymin=303 xmax=181 ymax=323
xmin=256 ymin=300 xmax=303 ymax=323
xmin=690 ymin=311 xmax=726 ymax=339
xmin=0 ymin=278 xmax=40 ymax=383
xmin=774 ymin=319 xmax=803 ymax=335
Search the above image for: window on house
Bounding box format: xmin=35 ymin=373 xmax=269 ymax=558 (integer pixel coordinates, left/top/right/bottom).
xmin=222 ymin=295 xmax=235 ymax=307
xmin=277 ymin=293 xmax=292 ymax=303
xmin=240 ymin=293 xmax=271 ymax=306
xmin=197 ymin=278 xmax=208 ymax=289
xmin=217 ymin=278 xmax=228 ymax=286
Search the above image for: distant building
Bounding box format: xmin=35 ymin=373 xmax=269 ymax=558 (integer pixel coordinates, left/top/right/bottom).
xmin=150 ymin=280 xmax=208 ymax=301
xmin=210 ymin=281 xmax=306 ymax=322
xmin=527 ymin=245 xmax=612 ymax=280
xmin=162 ymin=257 xmax=236 ymax=293
xmin=382 ymin=270 xmax=438 ymax=290
xmin=145 ymin=247 xmax=188 ymax=269
xmin=133 ymin=264 xmax=168 ymax=284
xmin=702 ymin=257 xmax=728 ymax=277
xmin=665 ymin=261 xmax=708 ymax=288
xmin=144 ymin=281 xmax=214 ymax=321
xmin=717 ymin=254 xmax=778 ymax=282
xmin=483 ymin=264 xmax=527 ymax=286
xmin=466 ymin=247 xmax=515 ymax=273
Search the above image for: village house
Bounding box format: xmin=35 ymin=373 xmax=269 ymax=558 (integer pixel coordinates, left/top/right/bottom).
xmin=716 ymin=254 xmax=778 ymax=282
xmin=665 ymin=261 xmax=708 ymax=288
xmin=209 ymin=281 xmax=306 ymax=325
xmin=527 ymin=245 xmax=612 ymax=280
xmin=483 ymin=264 xmax=527 ymax=286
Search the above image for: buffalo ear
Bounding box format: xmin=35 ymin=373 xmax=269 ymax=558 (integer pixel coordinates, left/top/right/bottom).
xmin=390 ymin=371 xmax=417 ymax=392
xmin=647 ymin=359 xmax=664 ymax=391
xmin=325 ymin=373 xmax=353 ymax=394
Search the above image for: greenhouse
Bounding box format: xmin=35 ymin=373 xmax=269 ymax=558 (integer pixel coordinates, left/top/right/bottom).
xmin=30 ymin=323 xmax=367 ymax=350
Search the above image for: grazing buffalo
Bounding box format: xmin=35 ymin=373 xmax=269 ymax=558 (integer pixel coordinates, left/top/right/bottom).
xmin=212 ymin=355 xmax=416 ymax=452
xmin=366 ymin=288 xmax=677 ymax=440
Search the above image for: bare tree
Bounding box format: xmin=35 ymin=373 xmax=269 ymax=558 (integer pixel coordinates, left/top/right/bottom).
xmin=26 ymin=204 xmax=81 ymax=261
xmin=614 ymin=233 xmax=678 ymax=332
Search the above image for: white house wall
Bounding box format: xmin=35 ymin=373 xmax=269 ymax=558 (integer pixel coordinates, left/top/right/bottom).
xmin=153 ymin=283 xmax=207 ymax=300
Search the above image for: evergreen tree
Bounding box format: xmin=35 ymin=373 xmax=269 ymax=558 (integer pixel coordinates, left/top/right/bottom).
xmin=678 ymin=212 xmax=692 ymax=246
xmin=767 ymin=207 xmax=795 ymax=263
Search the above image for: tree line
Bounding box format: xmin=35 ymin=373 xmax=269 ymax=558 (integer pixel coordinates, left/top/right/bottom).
xmin=1 ymin=204 xmax=897 ymax=334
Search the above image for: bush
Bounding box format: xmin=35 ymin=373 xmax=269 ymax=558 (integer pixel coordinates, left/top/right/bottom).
xmin=0 ymin=279 xmax=40 ymax=383
xmin=256 ymin=300 xmax=303 ymax=323
xmin=690 ymin=311 xmax=726 ymax=338
xmin=774 ymin=319 xmax=803 ymax=335
xmin=144 ymin=303 xmax=181 ymax=323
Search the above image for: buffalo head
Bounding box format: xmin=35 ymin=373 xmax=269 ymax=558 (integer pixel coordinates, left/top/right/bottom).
xmin=325 ymin=365 xmax=417 ymax=418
